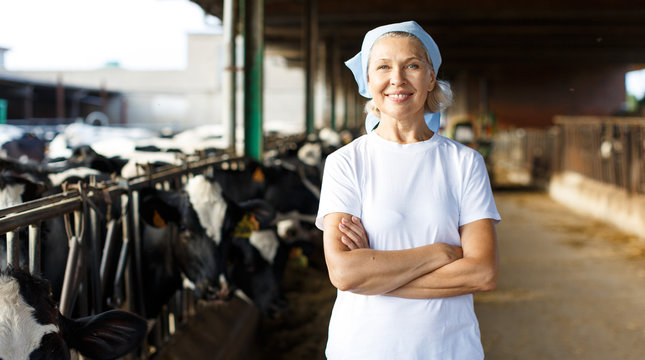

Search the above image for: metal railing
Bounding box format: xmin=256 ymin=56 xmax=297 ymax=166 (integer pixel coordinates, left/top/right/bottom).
xmin=554 ymin=116 xmax=645 ymax=194
xmin=1 ymin=151 xmax=247 ymax=358
xmin=488 ymin=116 xmax=645 ymax=195
xmin=489 ymin=127 xmax=558 ymax=189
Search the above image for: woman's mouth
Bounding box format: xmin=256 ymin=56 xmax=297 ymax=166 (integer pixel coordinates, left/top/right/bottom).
xmin=386 ymin=93 xmax=412 ymax=101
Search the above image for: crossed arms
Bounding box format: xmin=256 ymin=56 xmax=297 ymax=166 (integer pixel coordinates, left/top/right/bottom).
xmin=322 ymin=212 xmax=498 ymax=299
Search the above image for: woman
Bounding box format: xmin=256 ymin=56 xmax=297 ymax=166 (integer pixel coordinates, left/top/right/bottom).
xmin=315 ymin=21 xmax=501 ymax=359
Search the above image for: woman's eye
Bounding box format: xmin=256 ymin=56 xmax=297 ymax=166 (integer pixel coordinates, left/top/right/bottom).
xmin=408 ymin=64 xmax=420 ymax=69
xmin=377 ymin=65 xmax=388 ymax=70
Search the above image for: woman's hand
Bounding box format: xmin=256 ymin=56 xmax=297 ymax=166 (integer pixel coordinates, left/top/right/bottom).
xmin=434 ymin=242 xmax=464 ymax=264
xmin=338 ymin=216 xmax=369 ymax=250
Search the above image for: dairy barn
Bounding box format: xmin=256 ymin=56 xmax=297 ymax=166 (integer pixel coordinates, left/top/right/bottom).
xmin=1 ymin=0 xmax=645 ymax=359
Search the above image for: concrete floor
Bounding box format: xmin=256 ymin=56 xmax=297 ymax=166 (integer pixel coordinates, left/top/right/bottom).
xmin=477 ymin=191 xmax=645 ymax=360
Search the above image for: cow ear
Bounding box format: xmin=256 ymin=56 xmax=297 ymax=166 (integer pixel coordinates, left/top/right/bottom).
xmin=239 ymin=199 xmax=276 ymax=228
xmin=140 ymin=191 xmax=181 ymax=228
xmin=60 ymin=310 xmax=148 ymax=360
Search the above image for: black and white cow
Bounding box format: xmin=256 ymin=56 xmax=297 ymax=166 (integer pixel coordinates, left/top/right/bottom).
xmin=139 ymin=174 xmax=289 ymax=318
xmin=0 ymin=157 xmax=51 ymax=207
xmin=47 ymin=145 xmax=128 ymax=176
xmin=1 ymin=132 xmax=47 ymax=164
xmin=0 ymin=266 xmax=147 ymax=360
xmin=137 ymin=179 xmax=228 ymax=319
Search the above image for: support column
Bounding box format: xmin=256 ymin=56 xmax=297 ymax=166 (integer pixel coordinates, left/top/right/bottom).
xmin=329 ymin=36 xmax=341 ymax=130
xmin=223 ymin=0 xmax=238 ymax=151
xmin=243 ymin=0 xmax=264 ymax=160
xmin=23 ymin=85 xmax=33 ymax=121
xmin=343 ymin=73 xmax=350 ymax=129
xmin=304 ymin=0 xmax=318 ymax=135
xmin=322 ymin=38 xmax=334 ymax=129
xmin=56 ymin=76 xmax=65 ymax=120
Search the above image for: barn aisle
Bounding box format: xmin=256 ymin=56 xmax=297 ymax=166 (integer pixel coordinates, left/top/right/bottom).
xmin=477 ymin=191 xmax=645 ymax=359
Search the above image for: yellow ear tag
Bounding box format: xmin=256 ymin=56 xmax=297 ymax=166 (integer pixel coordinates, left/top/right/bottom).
xmin=152 ymin=210 xmax=167 ymax=228
xmin=252 ymin=167 xmax=265 ymax=182
xmin=234 ymin=213 xmax=257 ymax=238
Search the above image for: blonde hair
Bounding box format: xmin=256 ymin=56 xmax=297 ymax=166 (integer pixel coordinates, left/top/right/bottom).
xmin=364 ymin=32 xmax=453 ymax=118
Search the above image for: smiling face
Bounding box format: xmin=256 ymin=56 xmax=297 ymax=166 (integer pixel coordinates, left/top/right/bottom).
xmin=367 ymin=34 xmax=436 ymax=124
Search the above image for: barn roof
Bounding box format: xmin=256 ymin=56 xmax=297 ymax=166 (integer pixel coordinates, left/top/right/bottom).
xmin=190 ymin=0 xmax=645 ymax=73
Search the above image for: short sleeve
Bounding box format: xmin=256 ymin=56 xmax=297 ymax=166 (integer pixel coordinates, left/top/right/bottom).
xmin=315 ymin=152 xmax=362 ymax=230
xmin=459 ymin=152 xmax=501 ymax=226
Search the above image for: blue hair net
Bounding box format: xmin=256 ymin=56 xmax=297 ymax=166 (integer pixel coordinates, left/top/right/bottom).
xmin=345 ymin=21 xmax=442 ymax=133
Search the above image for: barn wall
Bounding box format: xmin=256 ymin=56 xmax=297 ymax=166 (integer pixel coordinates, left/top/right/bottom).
xmin=488 ymin=64 xmax=629 ymax=129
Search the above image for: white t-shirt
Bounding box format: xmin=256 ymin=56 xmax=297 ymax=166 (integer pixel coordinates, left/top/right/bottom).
xmin=316 ymin=131 xmax=501 ymax=360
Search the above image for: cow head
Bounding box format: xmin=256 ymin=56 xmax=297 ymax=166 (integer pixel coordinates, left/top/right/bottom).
xmin=0 ymin=267 xmax=147 ymax=360
xmin=139 ymin=175 xmax=228 ymax=302
xmin=225 ymin=199 xmax=290 ymax=318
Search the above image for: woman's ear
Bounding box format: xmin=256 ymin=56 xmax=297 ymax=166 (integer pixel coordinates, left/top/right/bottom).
xmin=427 ymin=70 xmax=436 ymax=92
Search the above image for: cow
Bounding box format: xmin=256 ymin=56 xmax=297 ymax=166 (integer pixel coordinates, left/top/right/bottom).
xmin=49 ymin=145 xmax=129 ymax=176
xmin=0 ymin=266 xmax=147 ymax=360
xmin=1 ymin=132 xmax=47 ymax=164
xmin=0 ymin=157 xmax=120 ymax=305
xmin=0 ymin=157 xmax=51 ymax=206
xmin=137 ymin=181 xmax=228 ymax=319
xmin=139 ymin=174 xmax=290 ymax=318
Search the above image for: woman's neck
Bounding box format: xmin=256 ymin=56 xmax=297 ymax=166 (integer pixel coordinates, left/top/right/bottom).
xmin=374 ymin=115 xmax=434 ymax=144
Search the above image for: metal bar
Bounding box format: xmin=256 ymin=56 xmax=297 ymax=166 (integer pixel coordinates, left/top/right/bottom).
xmin=28 ymin=224 xmax=40 ymax=274
xmin=554 ymin=115 xmax=645 ymax=126
xmin=243 ymin=0 xmax=264 ymax=161
xmin=0 ymin=156 xmax=240 ymax=235
xmin=100 ymin=218 xmax=118 ymax=293
xmin=0 ymin=198 xmax=82 ymax=234
xmin=60 ymin=235 xmax=80 ymax=317
xmin=113 ymin=194 xmax=130 ymax=306
xmin=0 ymin=191 xmax=79 ymax=218
xmin=89 ymin=204 xmax=102 ymax=313
xmin=6 ymin=230 xmax=20 ymax=267
xmin=131 ymin=190 xmax=147 ymax=318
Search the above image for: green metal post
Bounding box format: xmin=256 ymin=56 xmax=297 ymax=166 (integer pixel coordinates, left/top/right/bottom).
xmin=243 ymin=0 xmax=264 ymax=160
xmin=0 ymin=99 xmax=7 ymax=124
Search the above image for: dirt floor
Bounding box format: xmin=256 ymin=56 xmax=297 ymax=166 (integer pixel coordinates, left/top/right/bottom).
xmin=250 ymin=190 xmax=645 ymax=359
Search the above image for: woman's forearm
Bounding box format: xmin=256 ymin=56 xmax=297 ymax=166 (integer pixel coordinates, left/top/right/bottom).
xmin=327 ymin=243 xmax=460 ymax=295
xmin=323 ymin=212 xmax=462 ymax=295
xmin=386 ymin=219 xmax=499 ymax=298
xmin=385 ymin=256 xmax=497 ymax=299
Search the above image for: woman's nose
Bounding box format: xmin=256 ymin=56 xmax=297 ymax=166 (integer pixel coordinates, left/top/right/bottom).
xmin=390 ymin=67 xmax=406 ymax=85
